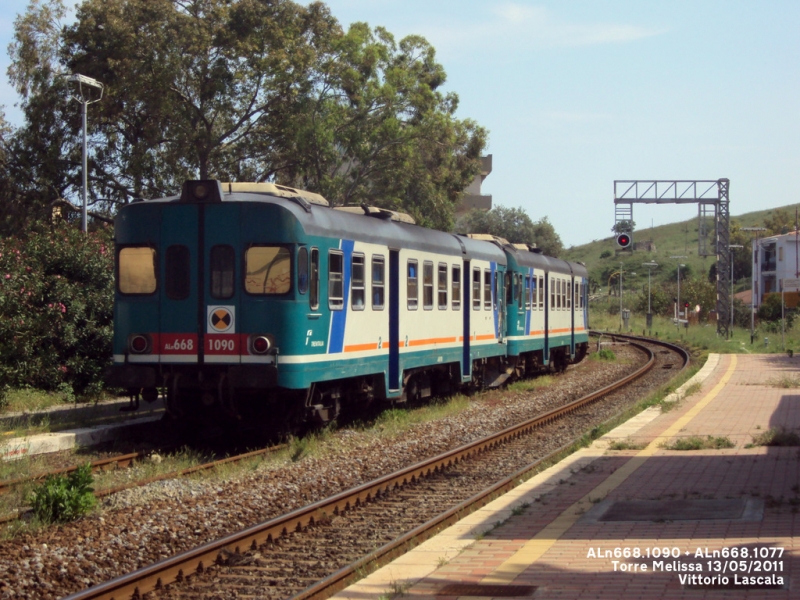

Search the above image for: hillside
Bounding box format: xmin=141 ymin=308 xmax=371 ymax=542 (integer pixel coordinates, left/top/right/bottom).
xmin=561 ymin=203 xmax=800 ymax=295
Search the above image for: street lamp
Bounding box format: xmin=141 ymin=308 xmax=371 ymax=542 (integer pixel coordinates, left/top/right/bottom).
xmin=670 ymin=256 xmax=687 ymax=325
xmin=728 ymin=244 xmax=743 ymax=334
xmin=742 ymin=227 xmax=767 ymax=344
xmin=642 ymin=262 xmax=658 ymax=330
xmin=67 ymin=74 xmax=104 ymax=233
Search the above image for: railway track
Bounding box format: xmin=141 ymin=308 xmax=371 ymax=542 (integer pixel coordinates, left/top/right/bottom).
xmin=61 ymin=335 xmax=689 ymax=600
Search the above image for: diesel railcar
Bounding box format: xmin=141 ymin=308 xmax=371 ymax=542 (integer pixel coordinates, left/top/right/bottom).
xmin=105 ymin=180 xmax=589 ymax=428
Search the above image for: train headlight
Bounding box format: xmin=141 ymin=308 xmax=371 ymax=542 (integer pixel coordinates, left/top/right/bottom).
xmin=129 ymin=334 xmax=152 ymax=354
xmin=250 ymin=335 xmax=272 ymax=355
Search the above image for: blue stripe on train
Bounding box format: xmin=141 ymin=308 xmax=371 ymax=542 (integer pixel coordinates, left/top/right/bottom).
xmin=328 ymin=239 xmax=354 ymax=353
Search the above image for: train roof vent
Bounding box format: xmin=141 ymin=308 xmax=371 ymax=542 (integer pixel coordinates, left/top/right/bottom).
xmin=512 ymin=243 xmax=538 ymax=251
xmin=466 ymin=233 xmax=510 ymax=246
xmin=333 ymin=205 xmax=416 ymax=225
xmin=224 ymin=182 xmax=329 ymax=207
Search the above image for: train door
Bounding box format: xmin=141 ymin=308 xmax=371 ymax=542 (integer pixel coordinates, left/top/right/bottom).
xmin=203 ymin=203 xmax=242 ymax=364
xmin=462 ymin=259 xmax=471 ymax=378
xmin=158 ymin=204 xmax=200 ymax=364
xmin=543 ymin=273 xmax=550 ymax=365
xmin=496 ymin=267 xmax=505 ymax=343
xmin=389 ymin=249 xmax=400 ymax=392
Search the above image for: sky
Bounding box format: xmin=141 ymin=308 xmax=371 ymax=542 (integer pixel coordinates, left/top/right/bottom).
xmin=1 ymin=0 xmax=798 ymax=247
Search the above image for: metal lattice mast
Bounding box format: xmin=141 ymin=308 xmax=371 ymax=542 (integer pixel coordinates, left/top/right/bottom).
xmin=715 ymin=179 xmax=731 ymax=338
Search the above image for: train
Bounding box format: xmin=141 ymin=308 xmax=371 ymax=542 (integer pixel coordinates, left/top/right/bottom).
xmin=105 ymin=180 xmax=589 ymax=430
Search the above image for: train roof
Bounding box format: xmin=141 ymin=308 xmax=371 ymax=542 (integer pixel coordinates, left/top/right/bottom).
xmin=127 ymin=180 xmax=507 ymax=264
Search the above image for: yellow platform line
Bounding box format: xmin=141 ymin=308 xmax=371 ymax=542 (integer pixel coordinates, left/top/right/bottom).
xmin=482 ymin=354 xmax=738 ymax=585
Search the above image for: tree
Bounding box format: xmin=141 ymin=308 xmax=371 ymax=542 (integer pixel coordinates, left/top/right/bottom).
xmin=456 ymin=207 xmax=563 ymax=256
xmin=611 ymin=219 xmax=635 ymax=234
xmin=5 ymin=0 xmax=486 ymax=232
xmin=764 ymin=209 xmax=796 ymax=236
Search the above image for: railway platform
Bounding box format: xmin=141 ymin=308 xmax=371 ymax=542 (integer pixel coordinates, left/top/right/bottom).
xmin=335 ymin=353 xmax=800 ymax=599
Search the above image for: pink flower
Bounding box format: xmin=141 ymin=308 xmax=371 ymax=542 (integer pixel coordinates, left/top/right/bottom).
xmin=59 ymin=303 xmax=66 ymax=313
xmin=59 ymin=366 xmax=68 ymax=373
xmin=48 ymin=303 xmax=53 ymax=308
xmin=4 ymin=274 xmax=9 ymax=279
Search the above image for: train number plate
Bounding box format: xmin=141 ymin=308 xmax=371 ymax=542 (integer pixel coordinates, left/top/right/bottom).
xmin=205 ymin=334 xmax=239 ymax=355
xmin=161 ymin=334 xmax=198 ymax=354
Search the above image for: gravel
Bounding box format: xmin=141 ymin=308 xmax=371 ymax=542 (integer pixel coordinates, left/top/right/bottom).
xmin=0 ymin=344 xmax=657 ymax=599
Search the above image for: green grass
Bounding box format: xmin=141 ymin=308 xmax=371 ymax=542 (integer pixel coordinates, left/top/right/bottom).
xmin=506 ymin=375 xmax=555 ymax=393
xmin=608 ymin=439 xmax=648 ymax=450
xmin=766 ymin=375 xmax=800 ymax=389
xmin=590 ymin=348 xmax=617 ymax=362
xmin=664 ymin=436 xmax=735 ymax=450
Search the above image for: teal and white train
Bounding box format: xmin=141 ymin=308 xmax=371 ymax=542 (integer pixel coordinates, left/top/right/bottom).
xmin=106 ymin=180 xmax=589 ymax=428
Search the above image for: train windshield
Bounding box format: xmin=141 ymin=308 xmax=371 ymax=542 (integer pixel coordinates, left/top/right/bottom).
xmin=245 ymin=246 xmax=291 ymax=294
xmin=118 ymin=246 xmax=157 ymax=294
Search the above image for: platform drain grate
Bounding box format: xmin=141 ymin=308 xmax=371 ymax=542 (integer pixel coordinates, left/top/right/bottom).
xmin=436 ymin=583 xmax=537 ymax=597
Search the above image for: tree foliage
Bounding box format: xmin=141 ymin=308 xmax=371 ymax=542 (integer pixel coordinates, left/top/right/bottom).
xmin=457 ymin=206 xmax=564 ymax=257
xmin=763 ymin=209 xmax=796 ymax=236
xmin=2 ymin=0 xmax=486 ymax=233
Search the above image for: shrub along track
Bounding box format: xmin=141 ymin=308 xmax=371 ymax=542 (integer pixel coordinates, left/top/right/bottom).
xmin=55 ymin=336 xmax=688 ymax=600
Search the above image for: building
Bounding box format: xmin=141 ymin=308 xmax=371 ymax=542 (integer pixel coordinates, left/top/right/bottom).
xmin=753 ymin=230 xmax=800 ymax=308
xmin=455 ymin=155 xmax=492 ymax=216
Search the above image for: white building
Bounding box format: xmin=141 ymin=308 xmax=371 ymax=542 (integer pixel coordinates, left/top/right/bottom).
xmin=753 ymin=230 xmax=800 ymax=307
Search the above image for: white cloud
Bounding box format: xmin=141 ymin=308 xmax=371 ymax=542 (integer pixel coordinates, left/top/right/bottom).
xmin=423 ymin=3 xmax=665 ymax=57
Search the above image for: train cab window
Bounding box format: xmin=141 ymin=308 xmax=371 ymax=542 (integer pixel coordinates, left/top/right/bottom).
xmin=298 ymin=247 xmax=309 ymax=295
xmin=165 ymin=245 xmax=190 ymax=300
xmin=438 ymin=263 xmax=448 ymax=310
xmin=245 ymin=246 xmax=290 ymax=295
xmin=310 ymin=248 xmax=320 ymax=310
xmin=351 ymin=253 xmax=365 ymax=310
xmin=119 ymin=246 xmax=157 ymax=295
xmin=451 ymin=265 xmax=461 ymax=310
xmin=210 ymin=245 xmax=235 ymax=299
xmin=372 ymin=255 xmax=385 ymax=310
xmin=472 ymin=267 xmax=481 ymax=310
xmin=484 ymin=270 xmax=492 ymax=310
xmin=407 ymin=260 xmax=419 ymax=310
xmin=423 ymin=261 xmax=434 ymax=310
xmin=329 ymin=250 xmax=344 ymax=310
xmin=524 ymin=276 xmax=531 ymax=310
xmin=538 ymin=276 xmax=544 ymax=310
xmin=515 ymin=274 xmax=522 ymax=309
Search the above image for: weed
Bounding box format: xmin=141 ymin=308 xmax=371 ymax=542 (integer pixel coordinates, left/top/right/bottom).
xmin=507 ymin=375 xmax=555 ymax=393
xmin=608 ymin=439 xmax=647 ymax=451
xmin=766 ymin=375 xmax=800 ymax=389
xmin=511 ymin=502 xmax=530 ymax=516
xmin=388 ymin=580 xmax=410 ymax=596
xmin=591 ymin=348 xmax=617 ymax=362
xmin=665 ymin=436 xmax=735 ymax=450
xmin=437 ymin=556 xmax=449 ymax=567
xmin=684 ymin=382 xmax=702 ymax=397
xmin=750 ymin=428 xmax=800 ymax=447
xmin=28 ymin=463 xmax=96 ymax=523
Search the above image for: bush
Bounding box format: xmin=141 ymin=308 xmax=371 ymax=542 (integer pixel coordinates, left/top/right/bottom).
xmin=29 ymin=463 xmax=96 ymax=523
xmin=0 ymin=221 xmax=113 ymax=402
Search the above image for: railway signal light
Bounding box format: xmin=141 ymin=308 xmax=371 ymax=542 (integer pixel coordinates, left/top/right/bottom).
xmin=616 ymin=233 xmax=632 ymax=249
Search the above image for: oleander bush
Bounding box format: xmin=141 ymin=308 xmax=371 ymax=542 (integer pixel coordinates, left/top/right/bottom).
xmin=0 ymin=221 xmax=114 ymax=405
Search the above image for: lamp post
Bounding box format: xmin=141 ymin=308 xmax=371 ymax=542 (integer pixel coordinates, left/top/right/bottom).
xmin=742 ymin=227 xmax=767 ymax=344
xmin=728 ymin=244 xmax=743 ymax=334
xmin=619 ymin=261 xmax=624 ymax=330
xmin=670 ymin=256 xmax=687 ymax=326
xmin=642 ymin=262 xmax=658 ymax=331
xmin=67 ymin=74 xmax=104 ymax=233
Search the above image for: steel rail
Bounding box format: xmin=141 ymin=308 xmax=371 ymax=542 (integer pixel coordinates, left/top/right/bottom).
xmin=62 ymin=338 xmax=679 ymax=600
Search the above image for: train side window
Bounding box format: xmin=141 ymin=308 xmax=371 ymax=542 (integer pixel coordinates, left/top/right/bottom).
xmin=329 ymin=250 xmax=344 ymax=310
xmin=505 ymin=272 xmax=512 ymax=305
xmin=165 ymin=245 xmax=190 ymax=300
xmin=515 ymin=274 xmax=522 ymax=309
xmin=298 ymin=247 xmax=309 ymax=295
xmin=245 ymin=246 xmax=291 ymax=295
xmin=407 ymin=259 xmax=419 ymax=310
xmin=423 ymin=261 xmax=434 ymax=310
xmin=438 ymin=263 xmax=448 ymax=310
xmin=562 ymin=279 xmax=566 ymax=309
xmin=525 ymin=276 xmax=531 ymax=310
xmin=538 ymin=276 xmax=544 ymax=310
xmin=310 ymin=248 xmax=320 ymax=310
xmin=210 ymin=245 xmax=235 ymax=299
xmin=551 ymin=277 xmax=556 ymax=309
xmin=119 ymin=246 xmax=157 ymax=295
xmin=567 ymin=281 xmax=571 ymax=309
xmin=351 ymin=253 xmax=365 ymax=310
xmin=451 ymin=265 xmax=461 ymax=310
xmin=472 ymin=267 xmax=481 ymax=310
xmin=483 ymin=270 xmax=492 ymax=310
xmin=372 ymin=255 xmax=385 ymax=310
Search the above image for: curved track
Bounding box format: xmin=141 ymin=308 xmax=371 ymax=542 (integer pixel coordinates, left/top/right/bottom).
xmin=62 ymin=335 xmax=689 ymax=600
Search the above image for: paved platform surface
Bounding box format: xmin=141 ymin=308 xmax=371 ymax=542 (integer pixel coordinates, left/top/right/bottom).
xmin=335 ymin=354 xmax=800 ymax=599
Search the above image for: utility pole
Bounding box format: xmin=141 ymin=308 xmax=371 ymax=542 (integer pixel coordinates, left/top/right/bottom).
xmin=742 ymin=227 xmax=767 ymax=344
xmin=728 ymin=244 xmax=743 ymax=334
xmin=643 ymin=262 xmax=658 ymax=331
